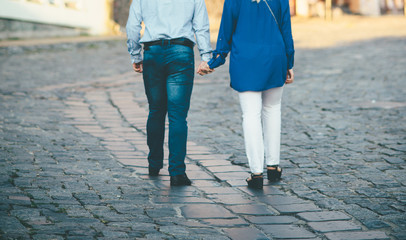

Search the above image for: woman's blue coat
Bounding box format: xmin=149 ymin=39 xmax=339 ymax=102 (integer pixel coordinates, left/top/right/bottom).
xmin=213 ymin=0 xmax=295 ymax=92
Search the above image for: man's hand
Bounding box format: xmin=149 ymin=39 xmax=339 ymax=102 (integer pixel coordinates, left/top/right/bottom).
xmin=197 ymin=61 xmax=214 ymax=76
xmin=285 ymin=69 xmax=294 ymax=84
xmin=132 ymin=61 xmax=143 ymax=73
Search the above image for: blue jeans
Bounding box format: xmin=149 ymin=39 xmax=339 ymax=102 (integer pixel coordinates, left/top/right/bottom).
xmin=142 ymin=44 xmax=194 ymax=176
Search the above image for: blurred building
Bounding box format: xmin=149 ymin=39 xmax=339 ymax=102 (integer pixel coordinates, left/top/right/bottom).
xmin=0 ymin=0 xmax=120 ymax=40
xmin=294 ymin=0 xmax=405 ymax=17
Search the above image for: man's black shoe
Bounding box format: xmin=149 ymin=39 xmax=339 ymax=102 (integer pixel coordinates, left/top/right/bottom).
xmin=170 ymin=174 xmax=192 ymax=186
xmin=148 ymin=168 xmax=160 ymax=176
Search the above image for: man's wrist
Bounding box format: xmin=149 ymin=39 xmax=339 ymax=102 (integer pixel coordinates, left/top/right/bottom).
xmin=201 ymin=53 xmax=211 ymax=62
xmin=131 ymin=57 xmax=143 ymax=64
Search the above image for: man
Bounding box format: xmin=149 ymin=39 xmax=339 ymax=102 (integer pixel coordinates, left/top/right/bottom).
xmin=126 ymin=0 xmax=212 ymax=186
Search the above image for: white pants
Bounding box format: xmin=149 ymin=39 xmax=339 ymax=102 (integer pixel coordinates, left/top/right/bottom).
xmin=238 ymin=87 xmax=283 ymax=174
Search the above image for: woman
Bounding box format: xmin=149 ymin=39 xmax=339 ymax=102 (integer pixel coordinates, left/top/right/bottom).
xmin=207 ymin=0 xmax=295 ymax=189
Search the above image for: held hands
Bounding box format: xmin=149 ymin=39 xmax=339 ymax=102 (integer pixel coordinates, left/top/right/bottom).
xmin=286 ymin=69 xmax=294 ymax=84
xmin=132 ymin=61 xmax=143 ymax=73
xmin=197 ymin=61 xmax=214 ymax=76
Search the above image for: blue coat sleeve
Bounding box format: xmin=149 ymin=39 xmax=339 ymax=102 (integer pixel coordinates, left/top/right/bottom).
xmin=208 ymin=0 xmax=240 ymax=69
xmin=281 ymin=0 xmax=295 ymax=69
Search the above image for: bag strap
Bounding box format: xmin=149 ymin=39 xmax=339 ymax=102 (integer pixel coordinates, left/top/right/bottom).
xmin=263 ymin=0 xmax=281 ymax=31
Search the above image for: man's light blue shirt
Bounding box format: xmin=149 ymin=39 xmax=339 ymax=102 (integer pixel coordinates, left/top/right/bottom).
xmin=126 ymin=0 xmax=212 ymax=64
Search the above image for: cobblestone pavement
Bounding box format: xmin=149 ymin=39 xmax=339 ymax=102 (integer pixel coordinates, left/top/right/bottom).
xmin=1 ymin=16 xmax=405 ymax=239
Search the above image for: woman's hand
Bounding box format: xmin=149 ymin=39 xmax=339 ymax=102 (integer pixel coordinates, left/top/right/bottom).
xmin=285 ymin=69 xmax=294 ymax=84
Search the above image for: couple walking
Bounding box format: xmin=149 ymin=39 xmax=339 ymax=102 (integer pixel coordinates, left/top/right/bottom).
xmin=126 ymin=0 xmax=295 ymax=189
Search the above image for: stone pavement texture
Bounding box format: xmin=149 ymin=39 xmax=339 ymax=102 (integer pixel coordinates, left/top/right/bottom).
xmin=1 ymin=16 xmax=405 ymax=239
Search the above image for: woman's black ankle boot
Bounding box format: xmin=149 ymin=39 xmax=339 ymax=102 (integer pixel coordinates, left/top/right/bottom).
xmin=267 ymin=165 xmax=282 ymax=182
xmin=246 ymin=173 xmax=263 ymax=189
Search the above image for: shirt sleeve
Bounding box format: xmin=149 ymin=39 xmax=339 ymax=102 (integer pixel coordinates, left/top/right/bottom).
xmin=213 ymin=0 xmax=239 ymax=59
xmin=126 ymin=0 xmax=143 ymax=64
xmin=281 ymin=0 xmax=295 ymax=69
xmin=193 ymin=0 xmax=212 ymax=62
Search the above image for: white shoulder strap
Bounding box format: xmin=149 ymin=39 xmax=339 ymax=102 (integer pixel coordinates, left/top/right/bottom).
xmin=263 ymin=0 xmax=280 ymax=30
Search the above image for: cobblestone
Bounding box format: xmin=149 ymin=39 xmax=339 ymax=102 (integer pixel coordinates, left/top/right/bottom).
xmin=325 ymin=231 xmax=391 ymax=240
xmin=260 ymin=224 xmax=317 ymax=239
xmin=1 ymin=16 xmax=404 ymax=239
xmin=307 ymin=220 xmax=362 ymax=233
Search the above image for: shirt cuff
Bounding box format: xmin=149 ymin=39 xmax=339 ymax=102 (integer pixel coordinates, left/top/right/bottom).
xmin=201 ymin=53 xmax=211 ymax=62
xmin=287 ymin=54 xmax=294 ymax=69
xmin=131 ymin=56 xmax=143 ymax=64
